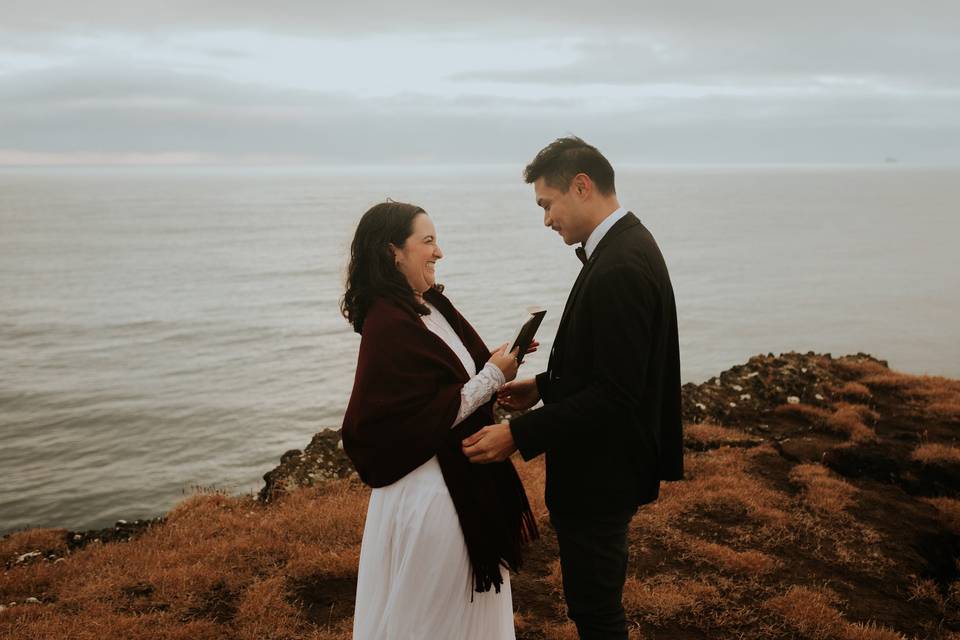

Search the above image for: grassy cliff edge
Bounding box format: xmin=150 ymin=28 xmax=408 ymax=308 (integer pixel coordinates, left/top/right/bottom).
xmin=2 ymin=352 xmax=959 ymax=639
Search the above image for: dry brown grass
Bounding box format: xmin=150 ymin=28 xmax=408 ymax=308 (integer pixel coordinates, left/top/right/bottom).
xmin=774 ymin=402 xmax=877 ymax=442
xmin=842 ymin=621 xmax=909 ymax=640
xmin=514 ymin=453 xmax=548 ymax=522
xmin=512 ymin=610 xmax=532 ymax=636
xmin=539 ymin=621 xmax=647 ymax=640
xmin=923 ymin=497 xmax=960 ymax=535
xmin=539 ymin=620 xmax=580 ymax=639
xmin=0 ymin=528 xmax=69 ymax=562
xmin=0 ymin=419 xmax=944 ymax=640
xmin=631 ymin=448 xmax=801 ymax=587
xmin=683 ymin=538 xmax=780 ymax=575
xmin=639 ymin=447 xmax=790 ymax=532
xmin=544 ymin=558 xmax=563 ymax=593
xmin=927 ymin=401 xmax=960 ymax=422
xmin=835 ymin=357 xmax=960 ymax=411
xmin=765 ymin=585 xmax=907 ymax=640
xmin=906 ymin=376 xmax=960 ymax=422
xmin=909 ymin=576 xmax=947 ymax=612
xmin=911 ymin=376 xmax=960 ymax=397
xmin=765 ymin=585 xmax=847 ymax=639
xmin=0 ymin=481 xmax=368 ymax=639
xmin=832 ymin=358 xmax=890 ymax=379
xmin=860 ymin=372 xmax=921 ymax=391
xmin=861 ymin=371 xmax=960 ymax=401
xmin=833 ymin=402 xmax=880 ymax=422
xmin=774 ymin=402 xmax=832 ymax=422
xmin=684 ymin=422 xmax=755 ymax=447
xmin=824 ymin=403 xmax=878 ymax=443
xmin=303 ymin=622 xmax=355 ymax=640
xmin=233 ymin=574 xmax=308 ymax=640
xmin=789 ymin=464 xmax=858 ymax=515
xmin=633 ymin=445 xmax=898 ymax=590
xmin=911 ymin=443 xmax=960 ymax=466
xmin=832 ymin=358 xmax=960 ymax=422
xmin=834 ymin=382 xmax=873 ymax=402
xmin=622 ymin=574 xmax=720 ymax=624
xmin=950 ymin=580 xmax=960 ymax=617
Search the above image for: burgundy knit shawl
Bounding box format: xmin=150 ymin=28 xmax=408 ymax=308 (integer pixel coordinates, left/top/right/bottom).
xmin=341 ymin=288 xmax=538 ymax=593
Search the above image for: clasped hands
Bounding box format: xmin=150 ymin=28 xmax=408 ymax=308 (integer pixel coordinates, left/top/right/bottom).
xmin=462 ymin=375 xmax=542 ymax=464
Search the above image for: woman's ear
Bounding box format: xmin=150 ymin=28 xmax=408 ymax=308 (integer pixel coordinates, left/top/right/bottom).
xmin=388 ymin=243 xmax=401 ymax=267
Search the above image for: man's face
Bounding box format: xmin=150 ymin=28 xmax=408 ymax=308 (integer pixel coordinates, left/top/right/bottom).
xmin=534 ymin=177 xmax=587 ymax=246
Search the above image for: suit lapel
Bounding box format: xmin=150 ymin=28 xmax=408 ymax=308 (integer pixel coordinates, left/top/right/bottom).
xmin=554 ymin=212 xmax=640 ymax=339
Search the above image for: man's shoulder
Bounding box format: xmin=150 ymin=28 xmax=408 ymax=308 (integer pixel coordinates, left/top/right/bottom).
xmin=609 ymin=220 xmax=669 ymax=269
xmin=588 ymin=262 xmax=659 ymax=307
xmin=589 ymin=224 xmax=672 ymax=297
xmin=593 ymin=229 xmax=656 ymax=276
xmin=616 ymin=216 xmax=660 ymax=247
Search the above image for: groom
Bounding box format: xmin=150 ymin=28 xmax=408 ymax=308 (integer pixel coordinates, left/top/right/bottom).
xmin=463 ymin=136 xmax=683 ymax=639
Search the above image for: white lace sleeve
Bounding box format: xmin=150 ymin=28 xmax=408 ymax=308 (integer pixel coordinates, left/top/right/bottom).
xmin=452 ymin=362 xmax=506 ymax=428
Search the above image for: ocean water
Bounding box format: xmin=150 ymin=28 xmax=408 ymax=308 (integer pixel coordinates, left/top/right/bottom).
xmin=1 ymin=165 xmax=958 ymax=536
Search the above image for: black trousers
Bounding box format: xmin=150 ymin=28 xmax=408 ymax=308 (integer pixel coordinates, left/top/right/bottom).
xmin=549 ymin=507 xmax=637 ymax=640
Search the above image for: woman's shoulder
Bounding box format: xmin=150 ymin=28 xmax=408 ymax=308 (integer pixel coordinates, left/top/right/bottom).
xmin=362 ymin=287 xmax=458 ymax=334
xmin=423 ymin=286 xmax=456 ymax=314
xmin=363 ymin=296 xmax=418 ymax=335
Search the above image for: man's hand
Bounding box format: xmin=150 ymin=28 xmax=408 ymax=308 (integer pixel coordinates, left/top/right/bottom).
xmin=497 ymin=377 xmax=541 ymax=412
xmin=462 ymin=422 xmax=517 ymax=463
xmin=523 ymin=339 xmax=540 ymax=358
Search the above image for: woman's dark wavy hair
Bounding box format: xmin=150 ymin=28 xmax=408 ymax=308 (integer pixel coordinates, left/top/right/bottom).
xmin=341 ymin=200 xmax=442 ymax=334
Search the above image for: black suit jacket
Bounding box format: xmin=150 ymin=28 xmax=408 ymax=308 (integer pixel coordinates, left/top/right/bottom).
xmin=509 ymin=212 xmax=683 ymax=516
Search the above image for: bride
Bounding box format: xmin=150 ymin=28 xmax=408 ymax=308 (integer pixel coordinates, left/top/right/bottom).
xmin=340 ymin=201 xmax=538 ymax=639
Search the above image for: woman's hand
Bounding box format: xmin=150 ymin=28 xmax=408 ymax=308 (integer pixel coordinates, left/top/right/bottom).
xmin=489 ymin=340 xmax=539 ymax=359
xmin=488 ymin=343 xmax=520 ymax=383
xmin=496 ymin=377 xmax=540 ymax=411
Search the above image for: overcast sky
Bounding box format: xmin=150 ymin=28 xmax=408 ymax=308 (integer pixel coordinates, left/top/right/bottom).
xmin=2 ymin=1 xmax=958 ymax=165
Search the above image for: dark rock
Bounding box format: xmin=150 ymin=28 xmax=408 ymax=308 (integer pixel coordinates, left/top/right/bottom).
xmin=65 ymin=517 xmax=165 ymax=552
xmin=680 ymin=351 xmax=888 ymax=426
xmin=257 ymin=352 xmax=895 ymax=501
xmin=280 ymin=449 xmax=302 ymax=464
xmin=259 ymin=428 xmax=356 ymax=503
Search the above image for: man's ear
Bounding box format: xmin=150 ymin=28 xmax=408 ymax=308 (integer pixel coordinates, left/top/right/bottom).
xmin=572 ymin=173 xmax=592 ymax=199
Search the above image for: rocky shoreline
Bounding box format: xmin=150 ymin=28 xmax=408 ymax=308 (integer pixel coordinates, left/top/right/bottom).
xmin=258 ymin=351 xmax=918 ymax=499
xmin=3 ymin=350 xmax=936 ymax=551
xmin=3 ymin=518 xmax=166 ymax=571
xmin=6 ymin=350 xmax=956 ymax=553
xmin=3 ymin=350 xmax=959 ymax=638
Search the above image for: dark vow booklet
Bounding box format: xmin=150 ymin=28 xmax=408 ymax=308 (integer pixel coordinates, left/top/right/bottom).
xmin=509 ymin=307 xmax=547 ymax=364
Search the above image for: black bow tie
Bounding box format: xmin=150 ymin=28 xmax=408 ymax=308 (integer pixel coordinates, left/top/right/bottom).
xmin=575 ymin=246 xmax=587 ymax=265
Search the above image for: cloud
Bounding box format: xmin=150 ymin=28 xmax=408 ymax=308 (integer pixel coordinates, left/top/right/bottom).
xmin=1 ymin=1 xmax=958 ymax=164
xmin=450 ymin=31 xmax=960 ymax=93
xmin=2 ymin=0 xmax=958 ymax=38
xmin=0 ymin=66 xmax=576 ymax=160
xmin=2 ymin=64 xmax=957 ymax=165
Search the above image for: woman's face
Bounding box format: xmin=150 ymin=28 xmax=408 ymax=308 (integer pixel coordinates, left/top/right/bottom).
xmin=393 ymin=213 xmax=443 ymax=294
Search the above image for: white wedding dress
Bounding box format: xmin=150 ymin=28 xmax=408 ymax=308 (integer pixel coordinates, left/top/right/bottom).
xmin=352 ymin=302 xmax=516 ymax=640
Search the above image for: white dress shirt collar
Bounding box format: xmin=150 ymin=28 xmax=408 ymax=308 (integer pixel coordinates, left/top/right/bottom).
xmin=583 ymin=206 xmax=628 ymax=260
